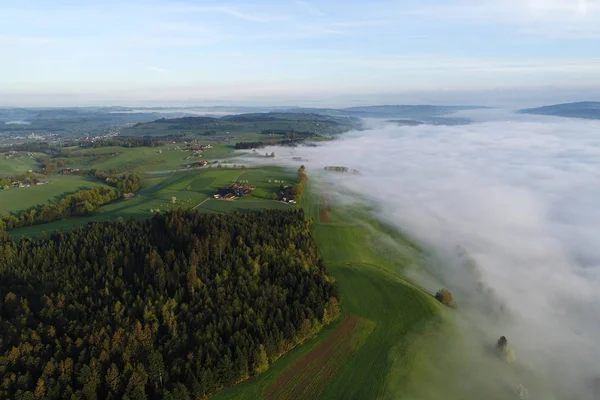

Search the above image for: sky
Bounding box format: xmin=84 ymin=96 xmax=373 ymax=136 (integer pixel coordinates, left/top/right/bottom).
xmin=1 ymin=0 xmax=600 ymax=106
xmin=248 ymin=111 xmax=600 ymax=397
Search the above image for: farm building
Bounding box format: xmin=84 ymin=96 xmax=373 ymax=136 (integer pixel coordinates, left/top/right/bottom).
xmin=216 ymin=183 xmax=255 ymax=200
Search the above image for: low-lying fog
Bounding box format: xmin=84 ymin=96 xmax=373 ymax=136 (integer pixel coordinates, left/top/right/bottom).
xmin=247 ymin=111 xmax=600 ymax=398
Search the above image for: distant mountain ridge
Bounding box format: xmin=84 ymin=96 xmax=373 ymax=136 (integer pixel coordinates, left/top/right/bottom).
xmin=276 ymin=104 xmax=487 ymax=119
xmin=519 ymin=102 xmax=600 ymax=120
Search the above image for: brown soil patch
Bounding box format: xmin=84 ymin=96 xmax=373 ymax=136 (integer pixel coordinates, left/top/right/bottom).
xmin=265 ymin=315 xmax=375 ymax=400
xmin=319 ymin=193 xmax=331 ymax=223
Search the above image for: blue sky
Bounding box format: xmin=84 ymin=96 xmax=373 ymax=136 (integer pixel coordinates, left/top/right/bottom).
xmin=1 ymin=0 xmax=600 ymax=106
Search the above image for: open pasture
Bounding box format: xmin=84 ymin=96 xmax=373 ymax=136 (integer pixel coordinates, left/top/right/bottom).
xmin=0 ymin=175 xmax=100 ymax=216
xmin=0 ymin=152 xmax=41 ymax=177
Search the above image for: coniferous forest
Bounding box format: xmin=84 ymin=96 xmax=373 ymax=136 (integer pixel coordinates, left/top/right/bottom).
xmin=0 ymin=209 xmax=340 ymax=399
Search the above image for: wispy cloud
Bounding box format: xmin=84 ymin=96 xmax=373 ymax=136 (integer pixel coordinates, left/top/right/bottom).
xmin=0 ymin=34 xmax=55 ymax=45
xmin=293 ymin=0 xmax=325 ymax=17
xmin=305 ymin=53 xmax=600 ymax=75
xmin=179 ymin=5 xmax=281 ymax=23
xmin=144 ymin=66 xmax=169 ymax=73
xmin=328 ymin=20 xmax=389 ymax=28
xmin=409 ymin=0 xmax=600 ymax=37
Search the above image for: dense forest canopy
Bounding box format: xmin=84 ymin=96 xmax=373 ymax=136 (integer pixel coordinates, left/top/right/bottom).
xmin=0 ymin=209 xmax=339 ymax=399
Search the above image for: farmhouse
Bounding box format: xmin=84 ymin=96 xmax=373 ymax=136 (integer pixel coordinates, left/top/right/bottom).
xmin=216 ymin=183 xmax=255 ymax=200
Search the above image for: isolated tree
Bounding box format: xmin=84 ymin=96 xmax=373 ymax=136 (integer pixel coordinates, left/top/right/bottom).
xmin=271 ymin=192 xmax=279 ymax=200
xmin=497 ymin=336 xmax=508 ymax=350
xmin=434 ymin=288 xmax=457 ymax=308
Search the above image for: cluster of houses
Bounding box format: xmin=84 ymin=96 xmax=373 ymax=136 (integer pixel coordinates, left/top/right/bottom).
xmin=5 ymin=179 xmax=48 ymax=189
xmin=185 ymin=143 xmax=212 ymax=153
xmin=213 ymin=183 xmax=255 ymax=201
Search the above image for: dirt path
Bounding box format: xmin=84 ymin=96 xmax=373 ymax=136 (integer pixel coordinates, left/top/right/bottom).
xmin=193 ymin=197 xmax=211 ymax=210
xmin=320 ymin=193 xmax=331 ymax=223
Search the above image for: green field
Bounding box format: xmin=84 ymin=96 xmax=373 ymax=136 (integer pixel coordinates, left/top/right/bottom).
xmin=0 ymin=153 xmax=40 ymax=177
xmin=0 ymin=175 xmax=101 ymax=216
xmin=61 ymin=143 xmax=240 ymax=173
xmin=9 ymin=166 xmax=295 ymax=236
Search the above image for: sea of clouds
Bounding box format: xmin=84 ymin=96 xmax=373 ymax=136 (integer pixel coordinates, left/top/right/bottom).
xmin=248 ymin=111 xmax=600 ymax=397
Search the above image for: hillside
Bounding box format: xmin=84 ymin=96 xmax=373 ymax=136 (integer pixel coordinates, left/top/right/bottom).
xmin=125 ymin=113 xmax=362 ymax=137
xmin=519 ymin=101 xmax=600 ymax=120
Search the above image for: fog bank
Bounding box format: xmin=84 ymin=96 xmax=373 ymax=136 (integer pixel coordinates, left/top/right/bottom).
xmin=250 ymin=115 xmax=600 ymax=398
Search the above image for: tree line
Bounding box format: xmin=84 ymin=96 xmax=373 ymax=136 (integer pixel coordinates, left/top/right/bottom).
xmin=91 ymin=172 xmax=142 ymax=195
xmin=234 ymin=142 xmax=265 ymax=150
xmin=0 ymin=209 xmax=339 ymax=399
xmin=271 ymin=166 xmax=308 ymax=202
xmin=0 ymin=174 xmax=141 ymax=232
xmin=294 ymin=165 xmax=308 ymax=201
xmin=0 ymin=185 xmax=117 ymax=231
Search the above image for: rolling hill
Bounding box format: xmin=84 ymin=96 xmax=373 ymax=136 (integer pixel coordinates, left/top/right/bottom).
xmin=124 ymin=112 xmax=363 ymax=137
xmin=519 ymin=101 xmax=600 ymax=120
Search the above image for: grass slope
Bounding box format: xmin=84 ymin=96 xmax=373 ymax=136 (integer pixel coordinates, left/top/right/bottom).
xmin=64 ymin=143 xmax=239 ymax=173
xmin=265 ymin=316 xmax=376 ymax=400
xmin=0 ymin=153 xmax=40 ymax=177
xmin=0 ymin=175 xmax=100 ymax=216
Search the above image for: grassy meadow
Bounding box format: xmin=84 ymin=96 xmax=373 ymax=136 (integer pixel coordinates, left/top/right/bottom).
xmin=0 ymin=153 xmax=41 ymax=177
xmin=0 ymin=175 xmax=101 ymax=216
xmin=61 ymin=143 xmax=240 ymax=173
